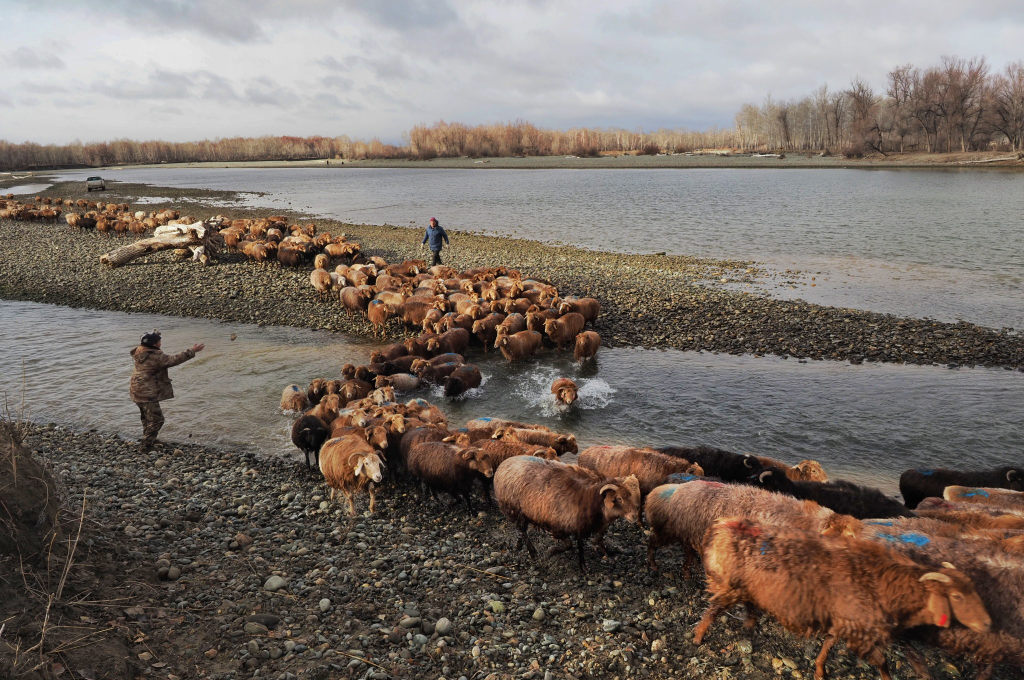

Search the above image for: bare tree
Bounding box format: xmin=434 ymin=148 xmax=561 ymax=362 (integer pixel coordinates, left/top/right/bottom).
xmin=989 ymin=61 xmax=1024 ymax=151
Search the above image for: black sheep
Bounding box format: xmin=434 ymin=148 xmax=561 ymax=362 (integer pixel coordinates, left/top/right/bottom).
xmin=752 ymin=467 xmax=913 ymax=519
xmin=659 ymin=445 xmax=763 ymax=482
xmin=899 ymin=466 xmax=1024 ymax=509
xmin=290 ymin=414 xmax=329 ymax=471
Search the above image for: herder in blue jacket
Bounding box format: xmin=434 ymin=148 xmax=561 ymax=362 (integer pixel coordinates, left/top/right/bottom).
xmin=421 ymin=217 xmax=450 ymax=266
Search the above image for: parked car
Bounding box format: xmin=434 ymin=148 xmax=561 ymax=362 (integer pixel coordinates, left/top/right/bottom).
xmin=86 ymin=176 xmax=106 ymax=191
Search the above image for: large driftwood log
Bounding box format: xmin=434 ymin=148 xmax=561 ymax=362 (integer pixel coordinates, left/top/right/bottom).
xmin=99 ymin=222 xmax=223 ymax=268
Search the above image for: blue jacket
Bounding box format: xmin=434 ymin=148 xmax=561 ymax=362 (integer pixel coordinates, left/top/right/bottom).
xmin=422 ymin=225 xmax=449 ymax=251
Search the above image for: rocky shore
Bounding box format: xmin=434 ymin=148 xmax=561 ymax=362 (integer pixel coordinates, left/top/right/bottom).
xmin=11 ymin=423 xmax=1007 ymax=680
xmin=1 ymin=180 xmax=1022 ymax=369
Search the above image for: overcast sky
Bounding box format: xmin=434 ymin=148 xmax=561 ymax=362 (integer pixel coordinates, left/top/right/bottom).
xmin=2 ymin=1 xmax=1022 ymax=145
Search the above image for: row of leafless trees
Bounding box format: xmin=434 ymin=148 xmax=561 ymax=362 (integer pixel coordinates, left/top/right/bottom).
xmin=3 ymin=55 xmax=1022 ymax=170
xmin=736 ymin=57 xmax=1024 ymax=154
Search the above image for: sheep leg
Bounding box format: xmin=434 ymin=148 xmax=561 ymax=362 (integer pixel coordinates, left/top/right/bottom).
xmin=866 ymin=647 xmax=891 ymax=680
xmin=344 ymin=489 xmax=356 ymax=516
xmin=575 ymin=535 xmax=588 ymax=573
xmin=548 ymin=538 xmax=573 ymax=555
xmin=692 ymin=604 xmax=723 ymax=645
xmin=897 ymin=643 xmax=934 ymax=680
xmin=741 ymin=605 xmax=759 ymax=629
xmin=646 ymin=531 xmax=661 ymax=571
xmin=368 ymin=485 xmax=376 ymax=514
xmin=517 ymin=521 xmax=538 ymax=560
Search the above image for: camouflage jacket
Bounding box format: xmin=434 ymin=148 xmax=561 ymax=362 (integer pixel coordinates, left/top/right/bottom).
xmin=129 ymin=346 xmax=195 ymax=403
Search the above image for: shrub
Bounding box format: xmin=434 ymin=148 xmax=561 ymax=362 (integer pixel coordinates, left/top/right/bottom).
xmin=638 ymin=143 xmax=661 ymax=156
xmin=842 ymin=145 xmax=865 ymax=159
xmin=571 ymin=144 xmax=600 ymax=158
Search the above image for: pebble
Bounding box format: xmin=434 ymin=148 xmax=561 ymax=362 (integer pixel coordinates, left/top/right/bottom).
xmin=243 ymin=622 xmax=268 ymax=635
xmin=737 ymin=639 xmax=753 ymax=654
xmin=263 ymin=575 xmax=288 ymax=592
xmin=602 ymin=619 xmax=622 ymax=633
xmin=431 ymin=617 xmax=450 ymax=635
xmin=532 ymin=608 xmax=546 ymax=621
xmin=318 ymin=598 xmax=331 ymax=613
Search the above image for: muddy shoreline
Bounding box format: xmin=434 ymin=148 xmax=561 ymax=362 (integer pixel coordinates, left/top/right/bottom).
xmin=1 ymin=179 xmax=1022 ymax=369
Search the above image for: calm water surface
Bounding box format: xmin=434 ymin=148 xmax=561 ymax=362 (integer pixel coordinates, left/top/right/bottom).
xmin=2 ymin=300 xmax=1021 ymax=496
xmin=57 ymin=166 xmax=1024 ymax=329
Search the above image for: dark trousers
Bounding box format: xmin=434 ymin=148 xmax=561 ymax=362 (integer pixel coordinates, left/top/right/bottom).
xmin=431 ymin=250 xmax=442 ymax=265
xmin=137 ymin=401 xmax=165 ymax=445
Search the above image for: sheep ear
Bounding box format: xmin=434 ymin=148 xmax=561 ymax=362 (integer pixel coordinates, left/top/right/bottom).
xmin=920 ymin=572 xmax=952 ymax=584
xmin=942 ymin=562 xmax=957 ymax=570
xmin=926 ymin=592 xmax=951 ymax=628
xmin=744 ymin=457 xmax=754 ymax=469
xmin=460 ymin=450 xmax=473 ymax=460
xmin=1008 ymin=470 xmax=1019 ymax=481
xmin=442 ymin=435 xmax=455 ymax=442
xmin=354 ymin=461 xmax=364 ymax=477
xmin=758 ymin=470 xmax=772 ymax=482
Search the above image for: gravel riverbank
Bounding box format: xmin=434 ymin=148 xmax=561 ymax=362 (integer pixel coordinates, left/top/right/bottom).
xmin=1 ymin=180 xmax=1022 ymax=369
xmin=15 ymin=423 xmax=1010 ymax=680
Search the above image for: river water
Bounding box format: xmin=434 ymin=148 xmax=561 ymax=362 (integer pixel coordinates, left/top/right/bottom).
xmin=56 ymin=166 xmax=1024 ymax=330
xmin=2 ymin=300 xmax=1021 ymax=496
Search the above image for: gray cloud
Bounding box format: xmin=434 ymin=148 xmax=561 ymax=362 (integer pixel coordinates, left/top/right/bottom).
xmin=5 ymin=46 xmax=65 ymax=69
xmin=90 ymin=0 xmax=267 ymax=42
xmin=89 ymin=69 xmax=241 ymax=102
xmin=243 ymin=76 xmax=296 ymax=106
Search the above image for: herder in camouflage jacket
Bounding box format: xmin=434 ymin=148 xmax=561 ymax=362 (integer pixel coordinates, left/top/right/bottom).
xmin=130 ymin=329 xmax=204 ymax=452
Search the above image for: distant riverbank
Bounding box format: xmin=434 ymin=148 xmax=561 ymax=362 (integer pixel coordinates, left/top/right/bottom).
xmin=4 ymin=150 xmax=1023 ymax=175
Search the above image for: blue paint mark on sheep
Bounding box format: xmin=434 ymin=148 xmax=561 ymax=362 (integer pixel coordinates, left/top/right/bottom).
xmin=898 ymin=532 xmax=931 ymax=546
xmin=658 ymin=486 xmax=677 ymax=500
xmin=759 ymin=539 xmax=772 ymax=555
xmin=291 ymin=385 xmax=300 ymax=392
xmin=962 ymin=489 xmax=990 ymax=498
xmin=666 ymin=473 xmax=699 ymax=483
xmin=522 ymin=456 xmax=546 ymax=463
xmin=917 ymin=469 xmax=934 ymax=476
xmin=478 ymin=417 xmax=492 ymax=422
xmin=866 ymin=521 xmax=895 ymax=526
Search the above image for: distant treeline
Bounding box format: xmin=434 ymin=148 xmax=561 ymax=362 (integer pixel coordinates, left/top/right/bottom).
xmin=736 ymin=56 xmax=1024 ymax=155
xmin=2 ymin=55 xmax=1021 ymax=170
xmin=0 ymin=122 xmax=732 ymax=171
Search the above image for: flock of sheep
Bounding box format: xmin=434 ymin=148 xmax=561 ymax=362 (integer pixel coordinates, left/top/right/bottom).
xmin=265 ymin=229 xmax=1024 ymax=680
xmin=0 ymin=194 xmax=188 ymax=235
xmin=12 ymin=193 xmax=1024 ymax=679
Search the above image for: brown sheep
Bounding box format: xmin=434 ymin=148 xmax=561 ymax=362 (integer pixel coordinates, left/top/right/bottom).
xmin=755 ymin=456 xmax=830 ymax=482
xmin=413 ymin=360 xmax=461 ymax=384
xmin=525 ymin=308 xmax=559 ymax=332
xmin=466 ymin=417 xmax=552 ymax=432
xmin=340 ymin=286 xmax=373 ymax=317
xmin=443 ymin=364 xmax=482 ymax=398
xmin=369 ymin=343 xmax=409 ymax=363
xmin=406 ymin=442 xmax=494 ymax=510
xmin=396 ymin=424 xmax=451 ymax=472
xmin=403 ymin=334 xmax=436 ymax=358
xmin=551 ymin=378 xmax=578 ymax=405
xmin=574 ymin=331 xmax=601 ymax=362
xmin=644 ymin=480 xmax=862 ymax=574
xmin=280 ymin=384 xmax=310 ymax=411
xmin=310 ymin=268 xmax=333 ymax=298
xmin=366 ymin=300 xmax=391 ymax=337
xmin=278 ymin=247 xmax=305 ymax=267
xmin=493 ymin=457 xmax=641 ymax=572
xmin=498 ymin=427 xmax=578 ymax=455
xmin=308 ymin=393 xmax=342 ymax=423
xmin=945 ymin=486 xmax=1024 ymax=511
xmin=306 ymin=377 xmax=328 ymax=405
xmin=916 ymin=506 xmax=1024 ymax=531
xmin=439 ymin=313 xmax=475 ymax=334
xmin=497 ymin=330 xmax=543 ymax=362
xmin=422 ymin=308 xmax=445 ymax=333
xmin=578 ymin=446 xmax=704 ymax=497
xmin=471 ymin=313 xmax=506 ymax=351
xmin=319 ymin=435 xmax=387 ymax=515
xmin=339 ymin=379 xmax=373 ymax=404
xmin=543 ymin=312 xmax=585 ymax=350
xmin=404 ymin=398 xmax=447 ymax=426
xmin=426 ymin=327 xmax=471 ymax=356
xmin=375 ymin=373 xmax=421 ymax=392
xmin=695 ymin=517 xmax=991 ymax=680
xmin=558 ymin=297 xmax=601 ymax=326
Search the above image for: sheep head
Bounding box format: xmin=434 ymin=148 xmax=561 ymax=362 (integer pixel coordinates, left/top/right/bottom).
xmin=919 ymin=566 xmax=991 ymax=634
xmin=354 ymin=452 xmax=385 ymax=483
xmin=600 ymin=475 xmax=641 ymax=524
xmin=461 ymin=448 xmax=495 ymax=478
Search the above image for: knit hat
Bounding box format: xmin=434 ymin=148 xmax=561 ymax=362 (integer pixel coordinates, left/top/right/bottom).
xmin=141 ymin=329 xmax=161 ymax=348
xmin=429 ymin=217 xmax=438 ymax=224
